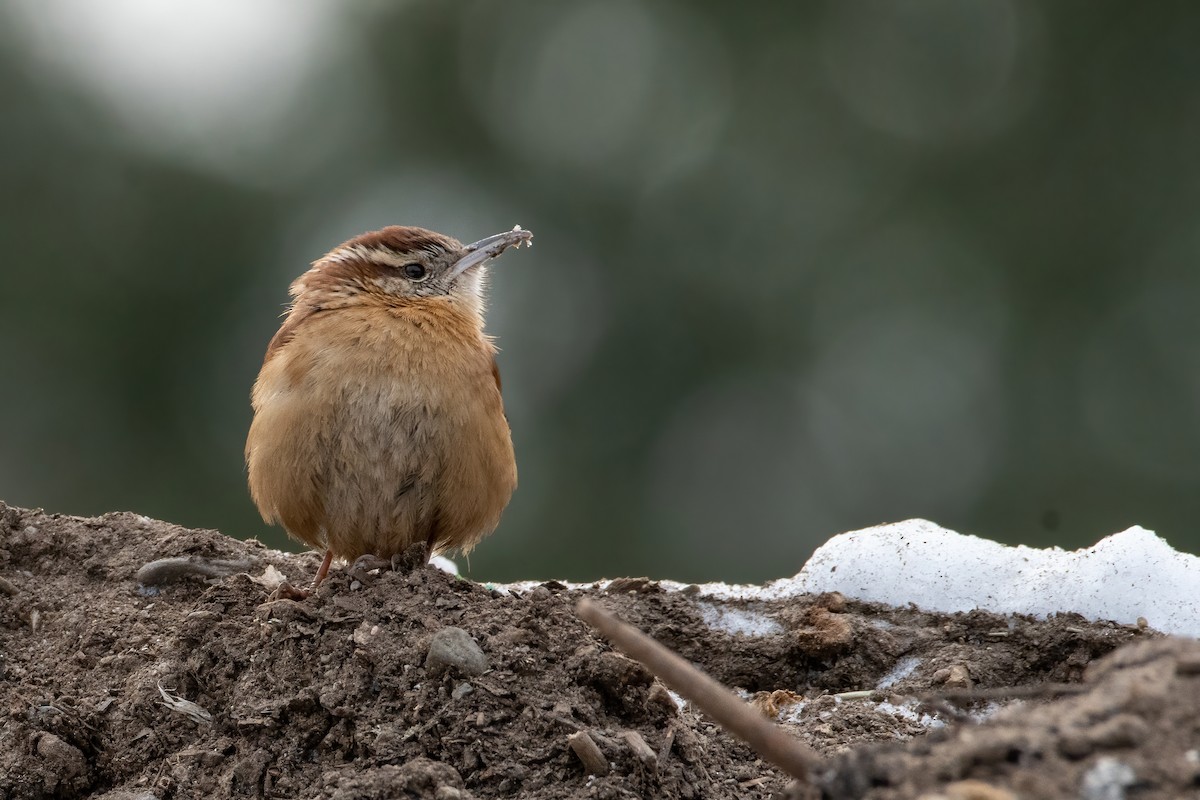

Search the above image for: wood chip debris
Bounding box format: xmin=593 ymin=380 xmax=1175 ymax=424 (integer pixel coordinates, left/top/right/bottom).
xmin=568 ymin=730 xmax=609 ymax=776
xmin=622 ymin=729 xmax=658 ymax=772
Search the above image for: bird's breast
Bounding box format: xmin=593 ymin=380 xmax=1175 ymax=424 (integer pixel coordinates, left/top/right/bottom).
xmin=249 ymin=301 xmax=514 ymax=553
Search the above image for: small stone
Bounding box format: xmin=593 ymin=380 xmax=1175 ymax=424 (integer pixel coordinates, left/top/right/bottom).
xmin=352 ymin=622 xmax=380 ymax=647
xmin=1080 ymin=757 xmax=1136 ymax=800
xmin=36 ymin=732 xmax=87 ymax=779
xmin=946 ymin=780 xmax=1017 ymax=800
xmin=452 ymin=682 xmax=474 ymax=700
xmin=920 ymin=781 xmax=1017 ymax=800
xmin=945 ymin=664 xmax=972 ymax=689
xmin=426 ymin=627 xmax=489 ymax=676
xmin=816 ymin=591 xmax=847 ymax=613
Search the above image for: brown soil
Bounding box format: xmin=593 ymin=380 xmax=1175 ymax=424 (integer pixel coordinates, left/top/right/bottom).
xmin=1 ymin=502 xmax=1196 ymax=799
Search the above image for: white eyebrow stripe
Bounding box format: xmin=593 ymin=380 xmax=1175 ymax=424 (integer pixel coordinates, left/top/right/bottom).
xmin=323 ymin=245 xmax=414 ymax=267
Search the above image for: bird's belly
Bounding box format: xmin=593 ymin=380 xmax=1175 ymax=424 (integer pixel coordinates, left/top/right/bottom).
xmin=248 ymin=312 xmax=516 ymax=562
xmin=313 ymin=375 xmax=514 ymax=561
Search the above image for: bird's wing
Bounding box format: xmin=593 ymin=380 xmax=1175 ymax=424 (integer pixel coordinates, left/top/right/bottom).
xmin=262 ymin=304 xmax=323 ymax=367
xmin=491 ymin=358 xmax=503 ymax=394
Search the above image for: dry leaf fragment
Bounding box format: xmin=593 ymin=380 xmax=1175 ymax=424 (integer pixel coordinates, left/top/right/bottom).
xmin=157 ymin=683 xmax=212 ymax=725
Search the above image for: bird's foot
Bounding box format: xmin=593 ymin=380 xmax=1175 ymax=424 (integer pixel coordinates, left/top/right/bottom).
xmin=340 ymin=544 xmax=431 ymax=586
xmin=348 ymin=553 xmax=391 ymax=584
xmin=269 ymin=581 xmax=312 ymax=601
xmin=391 ymin=541 xmax=431 ymax=574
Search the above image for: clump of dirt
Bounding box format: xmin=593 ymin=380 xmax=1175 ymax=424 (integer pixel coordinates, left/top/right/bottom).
xmin=0 ymin=502 xmax=1193 ymax=799
xmin=805 ymin=638 xmax=1200 ymax=799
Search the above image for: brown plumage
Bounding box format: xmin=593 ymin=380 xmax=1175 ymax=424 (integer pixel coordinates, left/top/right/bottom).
xmin=246 ymin=225 xmax=530 ymax=586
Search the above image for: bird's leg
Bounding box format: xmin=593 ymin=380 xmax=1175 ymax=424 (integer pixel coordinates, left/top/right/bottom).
xmin=313 ymin=549 xmax=334 ymax=587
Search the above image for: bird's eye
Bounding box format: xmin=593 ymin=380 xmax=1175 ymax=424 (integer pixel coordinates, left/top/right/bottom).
xmin=403 ymin=263 xmax=428 ymax=281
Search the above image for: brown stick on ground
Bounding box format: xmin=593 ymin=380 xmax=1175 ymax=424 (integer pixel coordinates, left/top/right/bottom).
xmin=575 ymin=598 xmax=819 ymax=783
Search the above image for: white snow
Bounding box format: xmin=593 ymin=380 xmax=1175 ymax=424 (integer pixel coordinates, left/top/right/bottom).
xmin=874 ymin=700 xmax=945 ymax=730
xmin=796 ymin=520 xmax=1200 ymax=637
xmin=696 ymin=602 xmax=784 ymax=636
xmin=486 ymin=519 xmax=1200 ymax=638
xmin=430 ymin=555 xmax=459 ymax=576
xmin=875 ymin=656 xmax=921 ymax=690
xmin=778 ymin=701 xmax=808 ymax=724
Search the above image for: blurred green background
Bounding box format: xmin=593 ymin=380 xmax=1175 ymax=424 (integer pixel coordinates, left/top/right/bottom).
xmin=2 ymin=1 xmax=1198 ymax=584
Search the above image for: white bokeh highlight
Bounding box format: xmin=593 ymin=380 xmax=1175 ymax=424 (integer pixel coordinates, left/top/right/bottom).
xmin=0 ymin=0 xmax=364 ymax=184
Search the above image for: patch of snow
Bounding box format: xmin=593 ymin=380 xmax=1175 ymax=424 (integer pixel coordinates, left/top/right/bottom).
xmin=798 ymin=520 xmax=1200 ymax=637
xmin=971 ymin=701 xmax=1004 ymax=722
xmin=777 ymin=701 xmax=808 ymax=725
xmin=875 ymin=656 xmax=921 ymax=690
xmin=430 ymin=555 xmax=459 ymax=576
xmin=697 ymin=602 xmax=783 ymax=636
xmin=490 ymin=519 xmax=1200 ymax=638
xmin=875 ymin=700 xmax=944 ymax=729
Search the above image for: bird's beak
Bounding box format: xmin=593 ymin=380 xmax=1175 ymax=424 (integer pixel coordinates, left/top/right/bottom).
xmin=448 ymin=226 xmax=533 ymax=281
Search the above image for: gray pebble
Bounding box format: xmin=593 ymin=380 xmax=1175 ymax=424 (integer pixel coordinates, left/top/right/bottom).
xmin=426 ymin=627 xmax=488 ymax=676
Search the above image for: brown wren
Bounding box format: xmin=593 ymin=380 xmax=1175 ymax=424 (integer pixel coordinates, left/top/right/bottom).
xmin=245 ymin=225 xmax=531 ymax=586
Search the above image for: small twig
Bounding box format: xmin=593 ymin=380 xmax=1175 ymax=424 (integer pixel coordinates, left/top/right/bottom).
xmin=576 ymin=598 xmax=819 ymax=782
xmin=568 ymin=730 xmax=610 ymax=776
xmin=657 ymin=724 xmax=677 ymax=768
xmin=622 ymin=730 xmax=658 ymax=773
xmin=927 ymin=682 xmax=1087 ymax=704
xmin=136 ymin=556 xmax=257 ymax=587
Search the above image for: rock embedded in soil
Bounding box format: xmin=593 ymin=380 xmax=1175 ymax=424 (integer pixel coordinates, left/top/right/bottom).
xmin=33 ymin=732 xmax=88 ymax=791
xmin=426 ymin=626 xmax=489 ymax=676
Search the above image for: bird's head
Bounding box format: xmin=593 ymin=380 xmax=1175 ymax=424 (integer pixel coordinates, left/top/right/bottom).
xmin=291 ymin=225 xmax=532 ymax=322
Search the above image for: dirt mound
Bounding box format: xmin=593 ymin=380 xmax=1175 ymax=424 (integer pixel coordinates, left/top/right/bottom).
xmin=0 ymin=502 xmax=1194 ymax=799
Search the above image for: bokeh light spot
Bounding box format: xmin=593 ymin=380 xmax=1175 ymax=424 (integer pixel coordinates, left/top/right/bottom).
xmin=819 ymin=0 xmax=1032 ymax=142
